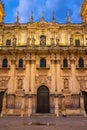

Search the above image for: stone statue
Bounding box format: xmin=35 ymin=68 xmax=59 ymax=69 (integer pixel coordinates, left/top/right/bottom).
xmin=70 ymin=37 xmax=73 ymax=46
xmin=12 ymin=36 xmax=17 ymax=47
xmin=31 ymin=37 xmax=35 ymax=46
xmin=18 ymin=79 xmax=23 ymax=89
xmin=56 ymin=37 xmax=59 ymax=46
xmin=50 ymin=37 xmax=55 ymax=46
xmin=64 ymin=79 xmax=69 ymax=89
xmin=40 ymin=36 xmax=46 ymax=46
xmin=27 ymin=37 xmax=31 ymax=47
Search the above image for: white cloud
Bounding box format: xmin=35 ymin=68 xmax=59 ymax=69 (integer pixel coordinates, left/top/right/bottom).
xmin=14 ymin=0 xmax=83 ymax=23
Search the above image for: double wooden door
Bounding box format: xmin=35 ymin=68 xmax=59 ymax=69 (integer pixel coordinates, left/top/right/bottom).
xmin=37 ymin=86 xmax=50 ymax=113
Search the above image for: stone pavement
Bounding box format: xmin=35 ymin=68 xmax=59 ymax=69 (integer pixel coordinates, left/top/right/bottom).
xmin=0 ymin=116 xmax=87 ymax=130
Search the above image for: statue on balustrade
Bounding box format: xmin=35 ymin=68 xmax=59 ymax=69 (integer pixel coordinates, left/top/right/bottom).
xmin=50 ymin=37 xmax=55 ymax=47
xmin=56 ymin=37 xmax=59 ymax=46
xmin=70 ymin=37 xmax=73 ymax=46
xmin=26 ymin=37 xmax=31 ymax=47
xmin=31 ymin=37 xmax=35 ymax=47
xmin=12 ymin=36 xmax=17 ymax=47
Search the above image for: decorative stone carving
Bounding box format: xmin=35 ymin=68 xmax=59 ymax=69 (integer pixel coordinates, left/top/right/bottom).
xmin=35 ymin=75 xmax=51 ymax=86
xmin=26 ymin=37 xmax=31 ymax=47
xmin=16 ymin=75 xmax=24 ymax=90
xmin=77 ymin=76 xmax=87 ymax=92
xmin=64 ymin=79 xmax=69 ymax=89
xmin=0 ymin=76 xmax=10 ymax=90
xmin=56 ymin=37 xmax=59 ymax=46
xmin=12 ymin=36 xmax=17 ymax=47
xmin=70 ymin=37 xmax=73 ymax=46
xmin=31 ymin=37 xmax=35 ymax=46
xmin=18 ymin=79 xmax=23 ymax=89
xmin=40 ymin=35 xmax=46 ymax=46
xmin=50 ymin=38 xmax=55 ymax=46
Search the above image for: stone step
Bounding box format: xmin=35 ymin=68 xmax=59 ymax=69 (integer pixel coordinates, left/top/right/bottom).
xmin=32 ymin=113 xmax=56 ymax=117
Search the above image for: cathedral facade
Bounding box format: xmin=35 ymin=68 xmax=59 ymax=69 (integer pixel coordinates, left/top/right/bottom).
xmin=0 ymin=0 xmax=87 ymax=117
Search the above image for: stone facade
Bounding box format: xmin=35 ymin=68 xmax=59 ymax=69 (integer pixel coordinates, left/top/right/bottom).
xmin=0 ymin=1 xmax=87 ymax=117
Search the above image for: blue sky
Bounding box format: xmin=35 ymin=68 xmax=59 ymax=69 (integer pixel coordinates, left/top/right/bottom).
xmin=2 ymin=0 xmax=84 ymax=23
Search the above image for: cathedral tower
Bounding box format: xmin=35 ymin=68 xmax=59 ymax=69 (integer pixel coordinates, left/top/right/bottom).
xmin=0 ymin=1 xmax=5 ymax=23
xmin=81 ymin=0 xmax=87 ymax=23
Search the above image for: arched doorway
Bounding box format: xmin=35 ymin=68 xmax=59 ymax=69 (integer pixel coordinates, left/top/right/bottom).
xmin=82 ymin=91 xmax=87 ymax=114
xmin=37 ymin=86 xmax=50 ymax=113
xmin=0 ymin=92 xmax=4 ymax=113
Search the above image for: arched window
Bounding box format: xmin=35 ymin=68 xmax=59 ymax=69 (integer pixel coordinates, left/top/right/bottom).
xmin=78 ymin=58 xmax=84 ymax=68
xmin=63 ymin=59 xmax=68 ymax=68
xmin=40 ymin=58 xmax=46 ymax=67
xmin=18 ymin=59 xmax=23 ymax=68
xmin=2 ymin=58 xmax=8 ymax=68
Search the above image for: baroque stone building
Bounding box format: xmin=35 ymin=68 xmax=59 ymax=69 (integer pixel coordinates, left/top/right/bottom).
xmin=0 ymin=0 xmax=87 ymax=117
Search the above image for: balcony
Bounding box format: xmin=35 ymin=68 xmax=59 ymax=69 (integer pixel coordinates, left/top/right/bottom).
xmin=16 ymin=65 xmax=25 ymax=70
xmin=0 ymin=65 xmax=10 ymax=70
xmin=76 ymin=65 xmax=87 ymax=70
xmin=36 ymin=64 xmax=50 ymax=69
xmin=61 ymin=64 xmax=71 ymax=69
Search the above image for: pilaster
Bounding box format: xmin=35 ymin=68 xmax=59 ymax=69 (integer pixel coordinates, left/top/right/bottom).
xmin=21 ymin=95 xmax=25 ymax=117
xmin=51 ymin=54 xmax=56 ymax=93
xmin=25 ymin=54 xmax=31 ymax=93
xmin=28 ymin=92 xmax=32 ymax=117
xmin=80 ymin=94 xmax=86 ymax=117
xmin=30 ymin=54 xmax=36 ymax=93
xmin=9 ymin=56 xmax=16 ymax=94
xmin=56 ymin=54 xmax=61 ymax=93
xmin=70 ymin=55 xmax=77 ymax=93
xmin=54 ymin=92 xmax=59 ymax=117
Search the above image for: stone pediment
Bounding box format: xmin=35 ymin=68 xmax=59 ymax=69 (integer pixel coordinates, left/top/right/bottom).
xmin=37 ymin=21 xmax=51 ymax=28
xmin=28 ymin=20 xmax=59 ymax=29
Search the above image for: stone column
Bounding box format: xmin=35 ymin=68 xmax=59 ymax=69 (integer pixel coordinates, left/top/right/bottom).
xmin=28 ymin=93 xmax=32 ymax=117
xmin=21 ymin=96 xmax=25 ymax=117
xmin=30 ymin=54 xmax=36 ymax=93
xmin=71 ymin=55 xmax=77 ymax=93
xmin=56 ymin=54 xmax=61 ymax=93
xmin=25 ymin=54 xmax=31 ymax=92
xmin=80 ymin=94 xmax=86 ymax=116
xmin=54 ymin=92 xmax=59 ymax=117
xmin=51 ymin=54 xmax=56 ymax=93
xmin=1 ymin=92 xmax=7 ymax=116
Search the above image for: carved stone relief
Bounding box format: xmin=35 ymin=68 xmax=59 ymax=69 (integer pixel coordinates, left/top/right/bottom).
xmin=16 ymin=75 xmax=24 ymax=90
xmin=0 ymin=76 xmax=10 ymax=90
xmin=35 ymin=75 xmax=51 ymax=86
xmin=77 ymin=76 xmax=87 ymax=92
xmin=64 ymin=79 xmax=69 ymax=89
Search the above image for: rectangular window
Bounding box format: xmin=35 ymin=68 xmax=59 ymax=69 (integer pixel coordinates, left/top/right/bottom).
xmin=6 ymin=39 xmax=11 ymax=46
xmin=75 ymin=39 xmax=80 ymax=46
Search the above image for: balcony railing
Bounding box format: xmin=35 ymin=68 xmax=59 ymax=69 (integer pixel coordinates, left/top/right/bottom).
xmin=76 ymin=65 xmax=87 ymax=69
xmin=0 ymin=45 xmax=87 ymax=51
xmin=16 ymin=65 xmax=25 ymax=70
xmin=36 ymin=64 xmax=50 ymax=69
xmin=61 ymin=64 xmax=71 ymax=69
xmin=0 ymin=65 xmax=10 ymax=70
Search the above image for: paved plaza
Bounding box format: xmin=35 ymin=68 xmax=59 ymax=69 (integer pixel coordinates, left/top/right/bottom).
xmin=0 ymin=116 xmax=87 ymax=130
